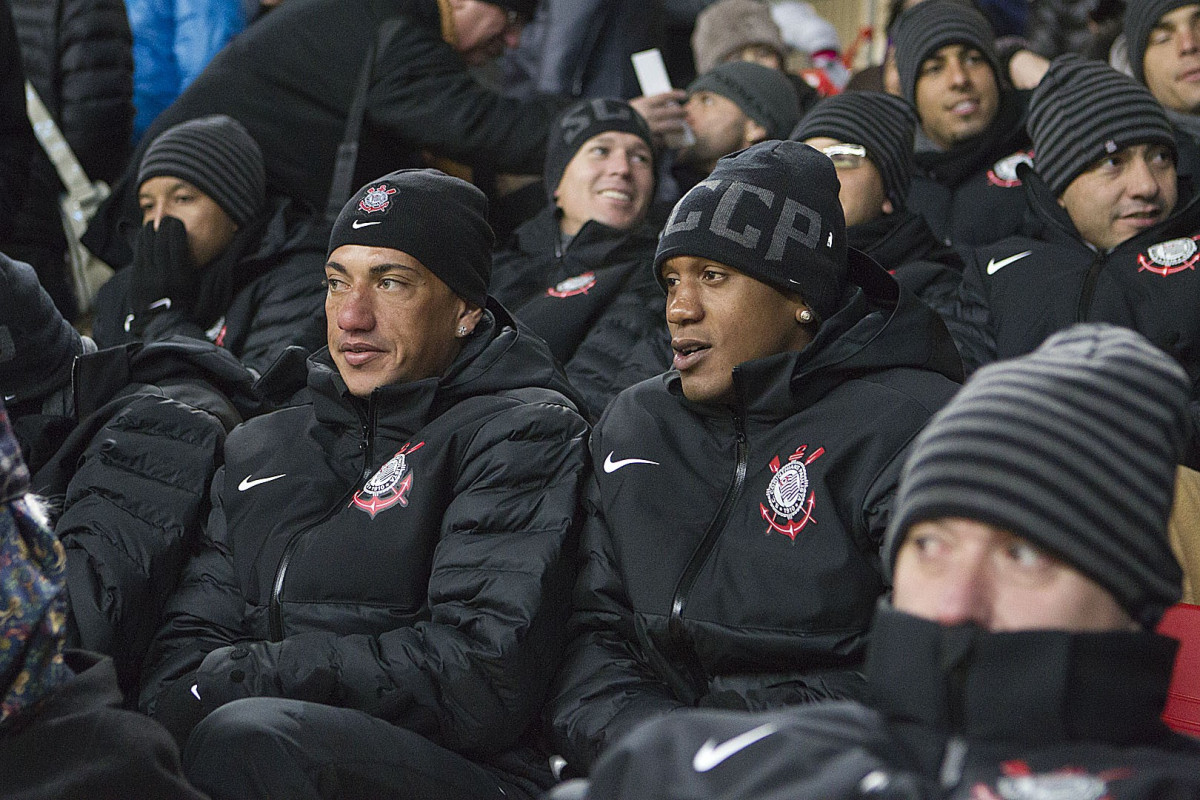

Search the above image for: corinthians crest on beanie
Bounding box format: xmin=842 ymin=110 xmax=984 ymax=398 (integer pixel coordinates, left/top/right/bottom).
xmin=328 ymin=169 xmax=493 ymax=307
xmin=654 ymin=140 xmax=848 ymax=322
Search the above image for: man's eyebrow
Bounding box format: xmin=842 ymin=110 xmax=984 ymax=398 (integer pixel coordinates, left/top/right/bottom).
xmin=323 ymin=261 xmax=420 ymax=278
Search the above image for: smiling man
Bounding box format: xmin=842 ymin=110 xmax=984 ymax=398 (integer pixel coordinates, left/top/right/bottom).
xmin=491 ymin=98 xmax=669 ymax=419
xmin=953 ymin=55 xmax=1200 ymax=398
xmin=893 ymin=0 xmax=1034 ymax=251
xmin=137 ymin=168 xmax=590 ymax=800
xmin=547 ymin=140 xmax=961 ymax=777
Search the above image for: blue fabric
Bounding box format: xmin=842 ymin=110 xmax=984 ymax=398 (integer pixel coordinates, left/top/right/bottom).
xmin=127 ymin=0 xmax=247 ymax=141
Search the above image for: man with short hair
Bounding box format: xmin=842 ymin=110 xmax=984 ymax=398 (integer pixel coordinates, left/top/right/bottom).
xmin=491 ymin=98 xmax=669 ymax=420
xmin=547 ymin=140 xmax=962 ymax=776
xmin=794 ymin=90 xmax=964 ymax=314
xmin=954 ymin=54 xmax=1200 ymax=407
xmin=563 ymin=322 xmax=1200 ymax=800
xmin=894 ymin=0 xmax=1033 ymax=251
xmin=138 ymin=168 xmax=590 ymax=800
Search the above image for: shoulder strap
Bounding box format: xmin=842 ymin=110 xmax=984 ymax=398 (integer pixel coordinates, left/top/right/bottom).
xmin=24 ymin=81 xmax=101 ymax=215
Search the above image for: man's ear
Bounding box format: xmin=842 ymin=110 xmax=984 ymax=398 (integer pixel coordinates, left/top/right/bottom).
xmin=743 ymin=118 xmax=769 ymax=147
xmin=457 ymin=300 xmax=484 ymax=336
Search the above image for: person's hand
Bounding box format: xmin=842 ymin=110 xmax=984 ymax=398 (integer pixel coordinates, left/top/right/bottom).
xmin=128 ymin=216 xmax=200 ymax=327
xmin=1008 ymin=49 xmax=1050 ymax=90
xmin=630 ymin=90 xmax=689 ymax=147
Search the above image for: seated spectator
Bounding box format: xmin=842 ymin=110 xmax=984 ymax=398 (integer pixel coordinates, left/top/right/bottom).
xmin=894 ymin=0 xmax=1034 ymax=252
xmin=492 ymin=98 xmax=669 ymax=420
xmin=0 ymin=399 xmax=208 ymax=800
xmin=92 ymin=114 xmax=328 ymax=376
xmin=138 ymin=168 xmax=590 ymax=800
xmin=794 ymin=90 xmax=965 ymax=315
xmin=547 ymin=141 xmax=962 ymax=776
xmin=954 ymin=54 xmax=1200 ymax=425
xmin=1124 ymin=0 xmax=1200 ymax=165
xmin=566 ymin=323 xmax=1200 ymax=800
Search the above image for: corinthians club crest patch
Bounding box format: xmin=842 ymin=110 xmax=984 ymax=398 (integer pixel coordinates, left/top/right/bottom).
xmin=547 ymin=272 xmax=598 ymax=298
xmin=987 ymin=150 xmax=1033 ymax=188
xmin=351 ymin=441 xmax=424 ymax=518
xmin=358 ymin=183 xmax=396 ymax=214
xmin=969 ymin=761 xmax=1126 ymax=800
xmin=760 ymin=444 xmax=824 ymax=541
xmin=1137 ymin=235 xmax=1200 ymax=276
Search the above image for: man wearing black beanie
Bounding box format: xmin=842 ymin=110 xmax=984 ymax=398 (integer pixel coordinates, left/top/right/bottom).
xmin=954 ymin=54 xmax=1200 ymax=468
xmin=551 ymin=324 xmax=1200 ymax=800
xmin=794 ymin=90 xmax=965 ymax=318
xmin=1124 ymin=1 xmax=1200 ymax=149
xmin=547 ymin=140 xmax=962 ymax=776
xmin=138 ymin=168 xmax=591 ymax=800
xmin=892 ymin=0 xmax=1035 ymax=252
xmin=492 ymin=98 xmax=670 ymax=420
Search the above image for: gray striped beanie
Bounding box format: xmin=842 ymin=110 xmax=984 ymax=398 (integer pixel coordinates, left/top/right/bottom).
xmin=1029 ymin=54 xmax=1176 ymax=197
xmin=1125 ymin=0 xmax=1193 ymax=83
xmin=884 ymin=323 xmax=1188 ymax=628
xmin=138 ymin=115 xmax=266 ymax=227
xmin=892 ymin=0 xmax=1001 ymax=104
xmin=791 ymin=91 xmax=917 ymax=208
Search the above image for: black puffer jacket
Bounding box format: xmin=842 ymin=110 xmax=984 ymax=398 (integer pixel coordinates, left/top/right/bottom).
xmin=32 ymin=337 xmax=261 ymax=698
xmin=492 ymin=208 xmax=671 ymax=420
xmin=92 ymin=196 xmax=329 ymax=377
xmin=547 ymin=253 xmax=963 ymax=773
xmin=84 ymin=0 xmax=571 ymax=268
xmin=908 ymin=90 xmax=1033 ymax=253
xmin=575 ymin=604 xmax=1200 ymax=800
xmin=140 ymin=304 xmax=589 ymax=771
xmin=848 ymin=209 xmax=964 ymax=320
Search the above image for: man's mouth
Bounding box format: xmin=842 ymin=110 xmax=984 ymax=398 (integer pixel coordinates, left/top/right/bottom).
xmin=948 ymin=98 xmax=980 ymax=116
xmin=672 ymin=340 xmax=710 ymax=371
xmin=598 ymin=189 xmax=633 ymax=202
xmin=340 ymin=342 xmax=384 ymax=366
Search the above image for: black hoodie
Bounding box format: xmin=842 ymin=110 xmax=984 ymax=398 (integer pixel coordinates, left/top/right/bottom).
xmin=849 ymin=208 xmax=965 ymax=321
xmin=547 ymin=253 xmax=963 ymax=772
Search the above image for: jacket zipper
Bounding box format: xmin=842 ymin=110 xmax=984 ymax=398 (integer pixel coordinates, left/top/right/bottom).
xmin=666 ymin=411 xmax=748 ymax=697
xmin=1076 ymin=249 xmax=1106 ymax=322
xmin=268 ymin=396 xmax=376 ymax=641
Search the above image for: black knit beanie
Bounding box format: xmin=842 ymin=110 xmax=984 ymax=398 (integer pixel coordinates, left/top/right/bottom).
xmin=543 ymin=98 xmax=655 ymax=203
xmin=892 ymin=0 xmax=1002 ymax=104
xmin=1126 ymin=0 xmax=1193 ymax=83
xmin=884 ymin=323 xmax=1188 ymax=628
xmin=791 ymin=91 xmax=917 ymax=208
xmin=138 ymin=114 xmax=266 ymax=227
xmin=1028 ymin=54 xmax=1176 ymax=197
xmin=687 ymin=61 xmax=802 ymax=141
xmin=655 ymin=140 xmax=847 ymax=322
xmin=328 ymin=169 xmax=493 ymax=308
xmin=0 ymin=254 xmax=82 ymax=405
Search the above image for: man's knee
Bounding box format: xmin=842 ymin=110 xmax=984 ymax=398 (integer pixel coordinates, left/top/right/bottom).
xmin=184 ymin=697 xmax=315 ymax=797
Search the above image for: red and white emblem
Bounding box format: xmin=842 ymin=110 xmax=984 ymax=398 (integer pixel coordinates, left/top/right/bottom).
xmin=547 ymin=272 xmax=597 ymax=298
xmin=759 ymin=444 xmax=824 ymax=541
xmin=970 ymin=760 xmax=1124 ymax=800
xmin=358 ymin=184 xmax=397 ymax=214
xmin=1137 ymin=235 xmax=1200 ymax=276
xmin=351 ymin=441 xmax=423 ymax=518
xmin=987 ymin=150 xmax=1034 ymax=188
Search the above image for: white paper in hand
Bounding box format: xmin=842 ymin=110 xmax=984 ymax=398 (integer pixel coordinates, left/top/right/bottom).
xmin=631 ymin=48 xmax=695 ymax=148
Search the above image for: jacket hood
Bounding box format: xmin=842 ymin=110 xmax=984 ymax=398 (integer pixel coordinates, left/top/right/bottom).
xmin=848 ymin=209 xmax=948 ymax=267
xmin=513 ymin=206 xmax=659 ymax=267
xmin=308 ymin=298 xmax=584 ymax=429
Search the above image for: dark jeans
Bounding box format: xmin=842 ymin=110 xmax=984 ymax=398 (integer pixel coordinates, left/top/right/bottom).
xmin=184 ymin=697 xmax=535 ymax=800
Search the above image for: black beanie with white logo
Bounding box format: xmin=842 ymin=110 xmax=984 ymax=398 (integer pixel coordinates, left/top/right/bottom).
xmin=543 ymin=98 xmax=655 ymax=202
xmin=328 ymin=169 xmax=493 ymax=307
xmin=892 ymin=0 xmax=1001 ymax=105
xmin=654 ymin=140 xmax=847 ymax=321
xmin=884 ymin=323 xmax=1188 ymax=628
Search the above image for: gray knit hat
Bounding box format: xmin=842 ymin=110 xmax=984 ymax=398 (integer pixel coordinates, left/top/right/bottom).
xmin=655 ymin=140 xmax=847 ymax=322
xmin=138 ymin=115 xmax=266 ymax=227
xmin=692 ymin=0 xmax=788 ymax=75
xmin=892 ymin=0 xmax=1002 ymax=104
xmin=1029 ymin=54 xmax=1176 ymax=197
xmin=1125 ymin=0 xmax=1193 ymax=83
xmin=328 ymin=169 xmax=493 ymax=308
xmin=688 ymin=61 xmax=802 ymax=141
xmin=884 ymin=323 xmax=1188 ymax=628
xmin=792 ymin=91 xmax=917 ymax=208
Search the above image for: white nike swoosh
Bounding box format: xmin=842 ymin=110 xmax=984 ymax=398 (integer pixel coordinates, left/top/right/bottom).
xmin=692 ymin=723 xmax=779 ymax=773
xmin=238 ymin=473 xmax=287 ymax=491
xmin=603 ymin=452 xmax=660 ymax=473
xmin=351 ymin=219 xmax=382 ymax=229
xmin=190 ymin=684 xmax=201 ymax=701
xmin=149 ymin=297 xmax=172 ymax=310
xmin=986 ymin=250 xmax=1032 ymax=275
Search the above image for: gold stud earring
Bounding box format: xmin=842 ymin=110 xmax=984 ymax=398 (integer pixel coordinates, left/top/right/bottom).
xmin=799 ymin=308 xmax=814 ymax=323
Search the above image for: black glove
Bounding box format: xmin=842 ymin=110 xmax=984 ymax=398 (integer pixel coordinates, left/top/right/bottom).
xmin=128 ymin=216 xmax=201 ymax=331
xmin=151 ymin=671 xmax=209 ymax=749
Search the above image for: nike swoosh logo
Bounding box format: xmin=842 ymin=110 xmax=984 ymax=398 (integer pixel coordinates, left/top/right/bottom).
xmin=149 ymin=297 xmax=172 ymax=310
xmin=692 ymin=723 xmax=779 ymax=772
xmin=603 ymin=452 xmax=660 ymax=473
xmin=238 ymin=473 xmax=286 ymax=491
xmin=986 ymin=250 xmax=1032 ymax=275
xmin=351 ymin=219 xmax=382 ymax=229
